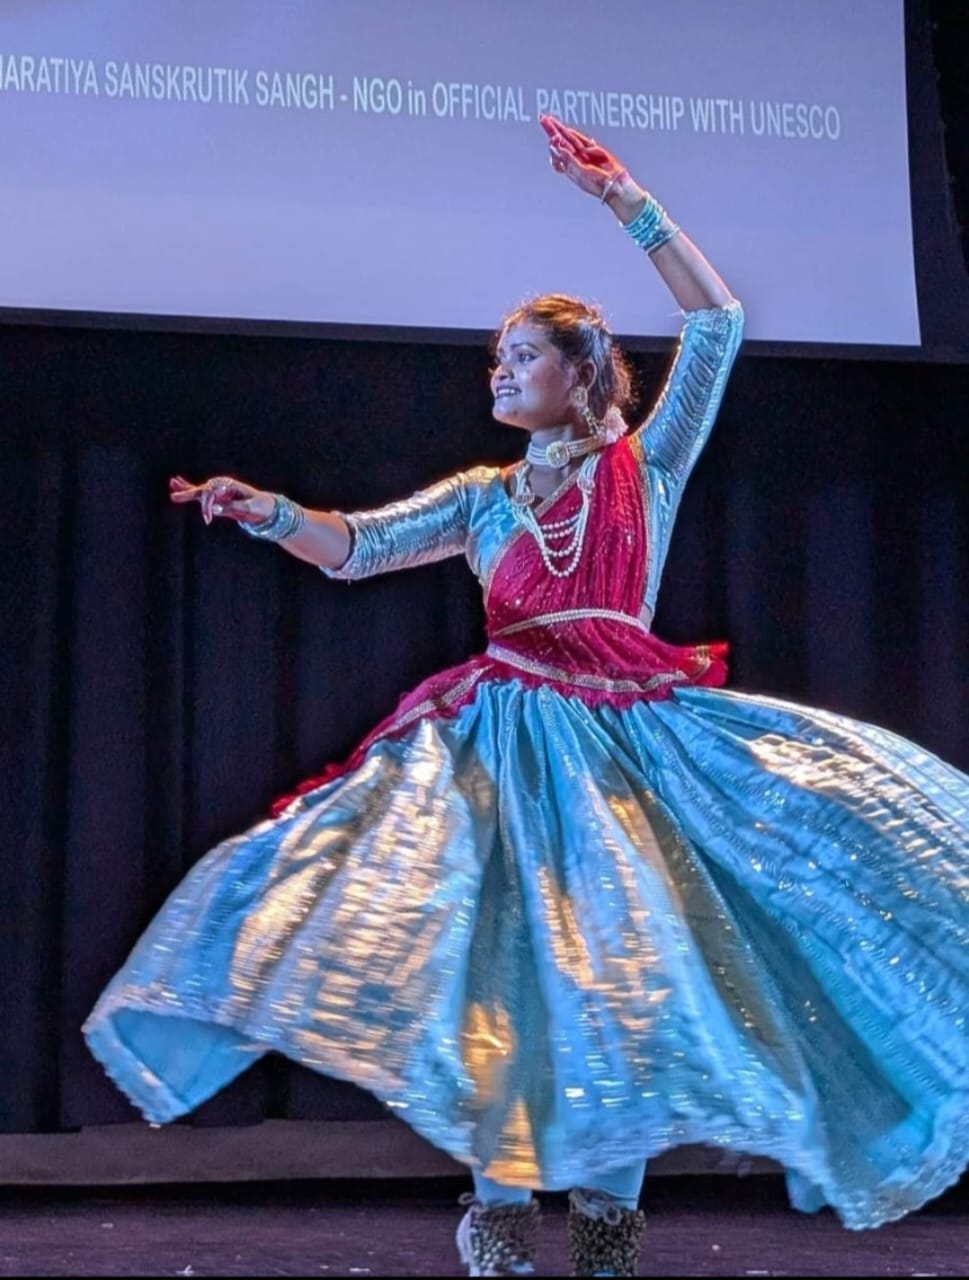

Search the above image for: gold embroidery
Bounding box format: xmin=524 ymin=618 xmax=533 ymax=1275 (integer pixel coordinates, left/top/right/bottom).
xmin=485 ymin=644 xmax=687 ymax=695
xmin=492 ymin=609 xmax=651 ymax=638
xmin=378 ymin=669 xmax=488 ymax=740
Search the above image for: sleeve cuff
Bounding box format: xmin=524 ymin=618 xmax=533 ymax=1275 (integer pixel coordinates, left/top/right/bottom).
xmin=318 ymin=514 xmax=358 ymax=581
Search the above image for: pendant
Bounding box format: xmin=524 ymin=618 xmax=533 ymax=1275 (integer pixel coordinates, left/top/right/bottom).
xmin=545 ymin=440 xmax=571 ymax=469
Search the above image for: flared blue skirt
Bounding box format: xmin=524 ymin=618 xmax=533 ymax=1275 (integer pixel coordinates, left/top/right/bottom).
xmin=84 ymin=681 xmax=969 ymax=1228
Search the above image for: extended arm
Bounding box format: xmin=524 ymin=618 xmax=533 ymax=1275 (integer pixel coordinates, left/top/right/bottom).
xmin=170 ymin=470 xmax=477 ymax=580
xmin=170 ymin=474 xmax=352 ymax=568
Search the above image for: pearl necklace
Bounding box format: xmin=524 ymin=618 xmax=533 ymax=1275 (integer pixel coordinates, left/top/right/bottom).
xmin=510 ymin=453 xmax=600 ymax=578
xmin=525 ymin=433 xmax=603 ymax=471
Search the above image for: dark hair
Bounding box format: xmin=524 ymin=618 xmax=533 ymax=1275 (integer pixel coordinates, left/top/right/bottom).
xmin=494 ymin=293 xmax=635 ymax=420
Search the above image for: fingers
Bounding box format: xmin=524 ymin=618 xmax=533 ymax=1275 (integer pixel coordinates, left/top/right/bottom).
xmin=541 ymin=114 xmax=593 ymax=152
xmin=541 ymin=116 xmax=580 ymax=157
xmin=202 ymin=487 xmax=218 ymax=525
xmin=550 ymin=129 xmax=578 ymax=155
xmin=548 ymin=141 xmax=571 ymax=174
xmin=168 ymin=474 xmax=247 ymax=525
xmin=209 ymin=498 xmax=251 ymax=523
xmin=568 ymin=125 xmax=599 ymax=150
xmin=201 ymin=477 xmax=237 ymax=524
xmin=542 ymin=115 xmax=617 ymax=191
xmin=169 ymin=476 xmax=205 ymax=503
xmin=547 ymin=137 xmax=609 ymax=196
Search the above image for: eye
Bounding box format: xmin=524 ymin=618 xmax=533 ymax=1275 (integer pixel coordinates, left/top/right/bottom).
xmin=490 ymin=349 xmax=536 ymax=374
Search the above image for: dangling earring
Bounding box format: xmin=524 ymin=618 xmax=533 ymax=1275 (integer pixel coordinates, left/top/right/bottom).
xmin=573 ymin=385 xmax=605 ymax=439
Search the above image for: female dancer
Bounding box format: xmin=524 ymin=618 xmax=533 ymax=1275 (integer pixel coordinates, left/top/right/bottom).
xmin=85 ymin=116 xmax=969 ymax=1276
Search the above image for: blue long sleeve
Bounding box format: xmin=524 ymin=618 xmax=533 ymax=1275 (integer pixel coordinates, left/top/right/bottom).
xmin=629 ymin=300 xmax=745 ymax=617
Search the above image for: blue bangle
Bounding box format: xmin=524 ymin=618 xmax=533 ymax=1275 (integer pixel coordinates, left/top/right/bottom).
xmin=622 ymin=194 xmax=681 ymax=255
xmin=240 ymin=494 xmax=305 ymax=542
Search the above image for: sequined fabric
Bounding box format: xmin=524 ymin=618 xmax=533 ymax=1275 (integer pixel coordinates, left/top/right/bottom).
xmin=84 ymin=299 xmax=969 ymax=1229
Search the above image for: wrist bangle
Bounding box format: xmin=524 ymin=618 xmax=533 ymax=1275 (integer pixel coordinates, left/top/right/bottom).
xmin=622 ymin=193 xmax=681 ymax=254
xmin=240 ymin=494 xmax=306 ymax=542
xmin=599 ymin=168 xmax=628 ymax=204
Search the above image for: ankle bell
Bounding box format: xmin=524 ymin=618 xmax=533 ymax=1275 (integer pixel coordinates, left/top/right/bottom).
xmin=567 ymin=1189 xmax=646 ymax=1277
xmin=455 ymin=1193 xmax=540 ymax=1276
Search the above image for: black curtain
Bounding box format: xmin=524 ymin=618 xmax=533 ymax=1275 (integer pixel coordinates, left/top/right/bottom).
xmin=1 ymin=320 xmax=967 ymax=1136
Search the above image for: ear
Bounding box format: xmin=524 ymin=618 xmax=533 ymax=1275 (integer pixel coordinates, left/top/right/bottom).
xmin=575 ymin=359 xmax=598 ymax=391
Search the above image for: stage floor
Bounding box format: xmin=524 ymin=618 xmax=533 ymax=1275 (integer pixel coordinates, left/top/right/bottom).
xmin=2 ymin=1174 xmax=967 ymax=1277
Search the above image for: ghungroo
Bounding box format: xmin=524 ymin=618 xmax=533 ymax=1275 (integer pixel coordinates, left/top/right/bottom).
xmin=455 ymin=1194 xmax=540 ymax=1276
xmin=568 ymin=1189 xmax=646 ymax=1276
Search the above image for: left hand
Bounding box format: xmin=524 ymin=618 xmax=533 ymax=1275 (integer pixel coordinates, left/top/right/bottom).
xmin=540 ymin=113 xmax=628 ymax=201
xmin=169 ymin=474 xmax=274 ymax=526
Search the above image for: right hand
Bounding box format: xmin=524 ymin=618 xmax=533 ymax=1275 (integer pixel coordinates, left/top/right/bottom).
xmin=540 ymin=114 xmax=645 ymax=224
xmin=541 ymin=114 xmax=628 ymax=198
xmin=168 ymin=474 xmax=275 ymax=526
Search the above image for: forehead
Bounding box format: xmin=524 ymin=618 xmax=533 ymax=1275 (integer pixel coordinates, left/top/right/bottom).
xmin=496 ymin=322 xmax=558 ymax=355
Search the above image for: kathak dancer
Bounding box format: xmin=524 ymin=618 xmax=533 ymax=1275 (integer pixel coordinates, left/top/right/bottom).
xmin=84 ymin=115 xmax=969 ymax=1277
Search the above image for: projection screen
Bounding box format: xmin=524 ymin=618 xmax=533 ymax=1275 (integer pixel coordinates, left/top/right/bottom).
xmin=0 ymin=0 xmax=920 ymax=345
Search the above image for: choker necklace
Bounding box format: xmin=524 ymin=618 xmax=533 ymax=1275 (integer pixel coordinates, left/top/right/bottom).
xmin=526 ymin=434 xmax=603 ymax=471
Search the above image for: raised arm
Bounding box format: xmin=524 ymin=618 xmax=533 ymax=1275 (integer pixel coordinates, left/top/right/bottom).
xmin=542 ymin=115 xmax=744 ymax=482
xmin=629 ymin=301 xmax=744 ymax=486
xmin=543 ymin=113 xmax=736 ymax=314
xmin=601 ymin=189 xmax=733 ymax=317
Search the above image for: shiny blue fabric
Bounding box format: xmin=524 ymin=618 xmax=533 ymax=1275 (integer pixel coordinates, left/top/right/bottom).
xmin=85 ymin=678 xmax=969 ymax=1228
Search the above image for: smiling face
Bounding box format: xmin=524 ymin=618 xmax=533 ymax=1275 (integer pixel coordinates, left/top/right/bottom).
xmin=490 ymin=323 xmax=582 ymax=432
